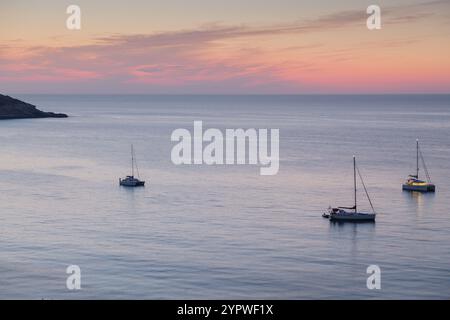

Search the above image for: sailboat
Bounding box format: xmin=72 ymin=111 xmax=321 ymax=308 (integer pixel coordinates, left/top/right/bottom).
xmin=402 ymin=139 xmax=435 ymax=192
xmin=119 ymin=144 xmax=145 ymax=187
xmin=323 ymin=156 xmax=376 ymax=222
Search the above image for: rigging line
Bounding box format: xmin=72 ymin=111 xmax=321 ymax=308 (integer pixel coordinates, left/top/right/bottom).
xmin=419 ymin=147 xmax=432 ymax=183
xmin=134 ymin=151 xmax=141 ymax=179
xmin=356 ymin=164 xmax=376 ymax=214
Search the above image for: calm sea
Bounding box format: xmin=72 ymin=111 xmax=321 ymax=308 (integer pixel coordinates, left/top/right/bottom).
xmin=0 ymin=94 xmax=449 ymax=299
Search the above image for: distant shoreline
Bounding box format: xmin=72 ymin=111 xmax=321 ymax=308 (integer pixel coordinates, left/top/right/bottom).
xmin=0 ymin=94 xmax=68 ymax=120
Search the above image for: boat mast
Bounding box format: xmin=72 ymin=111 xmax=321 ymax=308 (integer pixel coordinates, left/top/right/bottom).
xmin=353 ymin=155 xmax=357 ymax=213
xmin=131 ymin=144 xmax=134 ymax=177
xmin=416 ymin=139 xmax=419 ymax=179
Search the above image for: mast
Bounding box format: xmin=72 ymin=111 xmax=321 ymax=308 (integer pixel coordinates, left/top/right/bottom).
xmin=416 ymin=139 xmax=419 ymax=178
xmin=131 ymin=144 xmax=134 ymax=177
xmin=353 ymin=155 xmax=357 ymax=213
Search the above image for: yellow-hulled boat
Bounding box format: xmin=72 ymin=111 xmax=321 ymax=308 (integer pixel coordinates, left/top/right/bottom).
xmin=402 ymin=139 xmax=435 ymax=192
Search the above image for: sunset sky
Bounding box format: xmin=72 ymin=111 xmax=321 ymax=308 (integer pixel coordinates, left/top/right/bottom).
xmin=1 ymin=0 xmax=449 ymax=94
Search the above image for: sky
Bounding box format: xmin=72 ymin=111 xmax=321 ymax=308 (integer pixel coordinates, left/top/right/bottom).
xmin=1 ymin=0 xmax=449 ymax=94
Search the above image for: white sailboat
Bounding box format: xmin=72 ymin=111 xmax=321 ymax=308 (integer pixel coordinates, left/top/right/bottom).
xmin=119 ymin=144 xmax=145 ymax=187
xmin=323 ymin=156 xmax=376 ymax=222
xmin=402 ymin=139 xmax=435 ymax=192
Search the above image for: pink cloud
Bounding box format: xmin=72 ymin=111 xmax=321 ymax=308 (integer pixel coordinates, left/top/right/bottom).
xmin=1 ymin=1 xmax=449 ymax=93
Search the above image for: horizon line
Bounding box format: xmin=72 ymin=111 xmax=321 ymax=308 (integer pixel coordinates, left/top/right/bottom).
xmin=9 ymin=92 xmax=450 ymax=96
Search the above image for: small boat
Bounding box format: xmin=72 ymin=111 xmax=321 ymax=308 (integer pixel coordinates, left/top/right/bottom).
xmin=402 ymin=139 xmax=435 ymax=192
xmin=324 ymin=156 xmax=376 ymax=222
xmin=119 ymin=144 xmax=145 ymax=187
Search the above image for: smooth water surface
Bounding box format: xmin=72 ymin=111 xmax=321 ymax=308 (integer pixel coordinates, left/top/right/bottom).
xmin=0 ymin=95 xmax=449 ymax=299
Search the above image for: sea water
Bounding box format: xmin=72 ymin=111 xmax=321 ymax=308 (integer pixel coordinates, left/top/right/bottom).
xmin=0 ymin=94 xmax=449 ymax=299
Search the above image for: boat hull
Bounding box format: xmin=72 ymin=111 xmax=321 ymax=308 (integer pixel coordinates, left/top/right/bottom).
xmin=119 ymin=178 xmax=145 ymax=187
xmin=402 ymin=183 xmax=435 ymax=192
xmin=120 ymin=181 xmax=145 ymax=187
xmin=329 ymin=213 xmax=376 ymax=222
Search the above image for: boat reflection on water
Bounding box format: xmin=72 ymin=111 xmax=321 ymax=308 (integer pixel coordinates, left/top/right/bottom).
xmin=328 ymin=219 xmax=376 ymax=255
xmin=328 ymin=220 xmax=376 ymax=234
xmin=403 ymin=190 xmax=435 ymax=217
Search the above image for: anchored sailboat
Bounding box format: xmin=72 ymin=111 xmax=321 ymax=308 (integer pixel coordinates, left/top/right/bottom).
xmin=402 ymin=139 xmax=435 ymax=192
xmin=119 ymin=144 xmax=145 ymax=187
xmin=323 ymin=156 xmax=376 ymax=222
